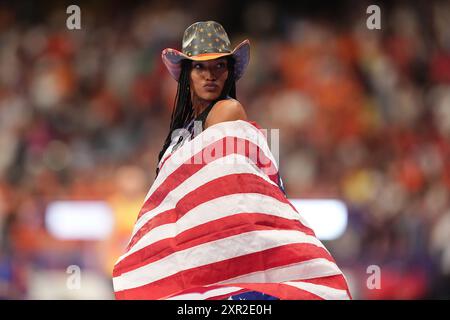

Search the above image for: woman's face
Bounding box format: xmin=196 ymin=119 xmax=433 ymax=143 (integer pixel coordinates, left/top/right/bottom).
xmin=190 ymin=57 xmax=229 ymax=102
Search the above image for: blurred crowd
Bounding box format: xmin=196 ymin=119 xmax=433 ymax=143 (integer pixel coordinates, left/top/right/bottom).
xmin=0 ymin=0 xmax=449 ymax=299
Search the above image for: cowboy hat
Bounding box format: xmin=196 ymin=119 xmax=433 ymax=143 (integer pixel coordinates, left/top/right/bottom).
xmin=161 ymin=21 xmax=250 ymax=81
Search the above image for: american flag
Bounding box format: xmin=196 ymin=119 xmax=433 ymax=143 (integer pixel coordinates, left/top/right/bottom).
xmin=112 ymin=120 xmax=352 ymax=300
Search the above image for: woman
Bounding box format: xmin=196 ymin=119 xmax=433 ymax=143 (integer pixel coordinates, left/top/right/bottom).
xmin=160 ymin=22 xmax=285 ymax=299
xmin=157 ymin=20 xmax=286 ymax=194
xmin=113 ymin=21 xmax=351 ymax=300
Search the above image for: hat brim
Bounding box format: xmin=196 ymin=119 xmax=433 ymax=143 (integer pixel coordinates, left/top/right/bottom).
xmin=161 ymin=39 xmax=250 ymax=81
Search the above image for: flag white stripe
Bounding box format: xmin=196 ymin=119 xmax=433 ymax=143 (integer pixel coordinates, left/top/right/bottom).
xmin=131 ymin=153 xmax=279 ymax=238
xmin=114 ymin=120 xmax=351 ymax=300
xmin=167 ymin=286 xmax=244 ymax=300
xmin=214 ymin=258 xmax=342 ymax=285
xmin=166 ymin=259 xmax=344 ymax=300
xmin=284 ymin=281 xmax=350 ymax=300
xmin=113 ymin=229 xmax=326 ymax=291
xmin=148 ymin=120 xmax=277 ymax=203
xmin=118 ymin=193 xmax=310 ymax=263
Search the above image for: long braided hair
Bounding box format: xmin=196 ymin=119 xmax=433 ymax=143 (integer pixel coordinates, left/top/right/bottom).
xmin=156 ymin=56 xmax=237 ymax=177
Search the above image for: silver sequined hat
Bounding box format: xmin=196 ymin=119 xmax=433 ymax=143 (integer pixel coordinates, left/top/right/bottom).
xmin=161 ymin=21 xmax=250 ymax=81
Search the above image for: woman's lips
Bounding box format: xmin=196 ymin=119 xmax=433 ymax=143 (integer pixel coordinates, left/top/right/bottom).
xmin=204 ymin=83 xmax=219 ymax=91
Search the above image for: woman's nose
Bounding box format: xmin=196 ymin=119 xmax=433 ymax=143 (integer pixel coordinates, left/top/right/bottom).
xmin=204 ymin=68 xmax=216 ymax=80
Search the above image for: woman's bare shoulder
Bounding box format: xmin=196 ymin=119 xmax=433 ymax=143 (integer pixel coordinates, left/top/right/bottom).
xmin=205 ymin=98 xmax=247 ymax=129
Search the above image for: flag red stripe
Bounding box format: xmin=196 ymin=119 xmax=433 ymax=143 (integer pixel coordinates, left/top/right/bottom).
xmin=114 ymin=243 xmax=335 ymax=299
xmin=157 ymin=120 xmax=268 ymax=178
xmin=298 ymin=274 xmax=353 ymax=299
xmin=167 ymin=276 xmax=348 ymax=300
xmin=127 ymin=173 xmax=299 ymax=251
xmin=139 ymin=136 xmax=280 ymax=221
xmin=209 ymin=283 xmax=323 ymax=300
xmin=113 ymin=120 xmax=351 ymax=300
xmin=166 ymin=286 xmax=249 ymax=300
xmin=168 ymin=283 xmax=244 ymax=296
xmin=114 ymin=213 xmax=317 ymax=276
xmin=170 ymin=277 xmax=351 ymax=300
xmin=206 ymin=289 xmax=251 ymax=300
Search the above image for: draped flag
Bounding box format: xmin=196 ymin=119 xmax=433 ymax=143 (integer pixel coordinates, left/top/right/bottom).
xmin=112 ymin=120 xmax=352 ymax=300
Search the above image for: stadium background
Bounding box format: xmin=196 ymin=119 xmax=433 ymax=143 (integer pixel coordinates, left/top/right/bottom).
xmin=0 ymin=0 xmax=450 ymax=299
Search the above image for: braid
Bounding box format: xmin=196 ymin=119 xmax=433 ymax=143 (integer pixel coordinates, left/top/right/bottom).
xmin=156 ymin=60 xmax=192 ymax=176
xmin=222 ymin=57 xmax=236 ymax=99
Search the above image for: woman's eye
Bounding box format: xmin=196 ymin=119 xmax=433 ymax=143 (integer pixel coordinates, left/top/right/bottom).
xmin=217 ymin=63 xmax=224 ymax=68
xmin=194 ymin=64 xmax=202 ymax=69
